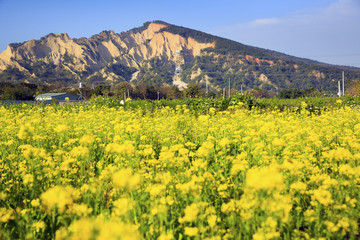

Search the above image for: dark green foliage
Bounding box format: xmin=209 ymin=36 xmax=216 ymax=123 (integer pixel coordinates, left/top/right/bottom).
xmin=133 ymin=83 xmax=158 ymax=100
xmin=111 ymin=82 xmax=134 ymax=99
xmin=0 ymin=66 xmax=25 ymax=82
xmin=93 ymin=84 xmax=111 ymax=96
xmin=248 ymin=89 xmax=276 ymax=99
xmin=279 ymin=88 xmax=323 ymax=99
xmin=183 ymin=83 xmax=205 ymax=98
xmin=151 ymin=21 xmax=360 ymax=93
xmin=154 ymin=21 xmax=273 ymax=58
xmin=87 ymin=74 xmax=106 ymax=85
xmin=62 ymin=51 xmax=74 ymax=64
xmin=279 ymin=89 xmax=304 ymax=99
xmin=0 ymin=82 xmax=38 ymax=100
xmin=128 ymin=22 xmax=152 ymax=34
xmin=10 ymin=60 xmax=76 ymax=84
xmin=135 ymin=58 xmax=174 ymax=87
xmin=155 ymin=21 xmax=215 ymax=44
xmin=167 ymin=86 xmax=183 ymax=100
xmin=108 ymin=63 xmax=137 ymax=81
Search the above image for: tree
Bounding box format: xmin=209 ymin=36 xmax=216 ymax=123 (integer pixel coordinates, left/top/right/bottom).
xmin=111 ymin=82 xmax=134 ymax=99
xmin=166 ymin=86 xmax=183 ymax=99
xmin=93 ymin=84 xmax=111 ymax=96
xmin=183 ymin=83 xmax=205 ymax=98
xmin=248 ymin=89 xmax=276 ymax=98
xmin=134 ymin=83 xmax=157 ymax=100
xmin=279 ymin=89 xmax=303 ymax=99
xmin=346 ymin=80 xmax=360 ymax=96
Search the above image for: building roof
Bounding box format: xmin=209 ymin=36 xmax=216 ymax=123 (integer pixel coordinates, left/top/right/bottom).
xmin=36 ymin=93 xmax=68 ymax=98
xmin=35 ymin=93 xmax=79 ymax=101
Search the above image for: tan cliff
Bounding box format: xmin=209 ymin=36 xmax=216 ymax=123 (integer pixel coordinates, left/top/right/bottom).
xmin=1 ymin=21 xmax=356 ymax=93
xmin=0 ymin=23 xmax=215 ymax=79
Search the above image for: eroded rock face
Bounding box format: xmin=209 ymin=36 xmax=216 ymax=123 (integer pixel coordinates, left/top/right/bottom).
xmin=1 ymin=21 xmax=346 ymax=92
xmin=0 ymin=23 xmax=215 ymax=78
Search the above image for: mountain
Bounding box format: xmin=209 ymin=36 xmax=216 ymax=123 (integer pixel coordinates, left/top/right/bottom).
xmin=1 ymin=20 xmax=360 ymax=93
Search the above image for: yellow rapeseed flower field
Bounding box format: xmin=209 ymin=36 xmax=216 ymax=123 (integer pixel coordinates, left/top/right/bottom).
xmin=0 ymin=102 xmax=359 ymax=239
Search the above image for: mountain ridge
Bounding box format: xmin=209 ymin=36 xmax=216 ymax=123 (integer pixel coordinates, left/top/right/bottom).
xmin=1 ymin=21 xmax=359 ymax=93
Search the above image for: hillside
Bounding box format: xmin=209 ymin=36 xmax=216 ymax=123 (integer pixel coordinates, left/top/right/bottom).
xmin=1 ymin=20 xmax=360 ymax=93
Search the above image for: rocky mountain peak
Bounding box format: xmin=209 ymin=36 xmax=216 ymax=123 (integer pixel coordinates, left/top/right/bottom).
xmin=0 ymin=21 xmax=359 ymax=93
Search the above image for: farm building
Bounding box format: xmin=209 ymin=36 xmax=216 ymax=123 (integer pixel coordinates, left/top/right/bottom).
xmin=35 ymin=93 xmax=79 ymax=103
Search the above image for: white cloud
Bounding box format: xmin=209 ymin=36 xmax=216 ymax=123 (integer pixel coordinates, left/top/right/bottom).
xmin=324 ymin=0 xmax=360 ymax=15
xmin=212 ymin=0 xmax=360 ymax=67
xmin=250 ymin=18 xmax=281 ymax=26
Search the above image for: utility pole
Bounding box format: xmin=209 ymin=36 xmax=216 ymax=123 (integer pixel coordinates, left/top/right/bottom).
xmin=223 ymin=88 xmax=225 ymax=99
xmin=342 ymin=71 xmax=345 ymax=96
xmin=78 ymin=82 xmax=84 ymax=100
xmin=338 ymin=81 xmax=341 ymax=97
xmin=228 ymin=79 xmax=231 ymax=97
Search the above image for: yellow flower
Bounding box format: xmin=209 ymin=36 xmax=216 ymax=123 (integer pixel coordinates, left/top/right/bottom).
xmin=70 ymin=203 xmax=93 ymax=217
xmin=196 ymin=141 xmax=214 ymax=157
xmin=41 ymin=186 xmax=74 ymax=213
xmin=112 ymin=198 xmax=134 ymax=216
xmin=158 ymin=233 xmax=174 ymax=240
xmin=59 ymin=215 xmax=140 ymax=240
xmin=151 ymin=204 xmax=167 ymax=216
xmin=209 ymin=107 xmax=216 ymax=115
xmin=272 ymin=137 xmax=286 ymax=147
xmin=311 ymin=188 xmax=333 ymax=206
xmin=336 ymin=99 xmax=343 ymax=105
xmin=0 ymin=192 xmax=7 ymax=201
xmin=142 ymin=147 xmax=154 ymax=157
xmin=23 ymin=174 xmax=34 ymax=185
xmin=324 ymin=220 xmax=339 ymax=233
xmin=323 ymin=147 xmax=352 ymax=162
xmin=105 ymin=141 xmax=135 ymax=156
xmin=0 ymin=208 xmax=14 ymax=223
xmin=231 ymin=152 xmax=249 ymax=175
xmin=17 ymin=123 xmax=35 ymax=139
xmin=178 ymin=203 xmax=199 ymax=223
xmin=184 ymin=227 xmax=198 ymax=237
xmin=146 ymin=184 xmax=166 ymax=198
xmin=112 ymin=168 xmax=141 ymax=190
xmin=31 ymin=199 xmax=40 ymax=207
xmin=245 ymin=166 xmax=284 ymax=192
xmin=54 ymin=124 xmax=69 ymax=133
xmin=221 ymin=199 xmax=237 ymax=214
xmin=79 ymin=135 xmax=95 ymax=146
xmin=207 ymin=214 xmax=217 ymax=228
xmin=32 ymin=221 xmax=45 ymax=232
xmin=290 ymin=181 xmax=307 ymax=194
xmin=219 ymin=137 xmax=231 ymax=149
xmin=70 ymin=146 xmax=89 ymax=158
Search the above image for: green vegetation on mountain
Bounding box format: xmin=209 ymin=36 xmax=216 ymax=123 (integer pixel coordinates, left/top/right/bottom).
xmin=0 ymin=66 xmax=26 ymax=82
xmin=1 ymin=21 xmax=360 ymax=95
xmin=134 ymin=58 xmax=174 ymax=86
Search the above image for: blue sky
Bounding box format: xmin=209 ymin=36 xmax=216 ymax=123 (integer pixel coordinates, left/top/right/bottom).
xmin=0 ymin=0 xmax=359 ymax=67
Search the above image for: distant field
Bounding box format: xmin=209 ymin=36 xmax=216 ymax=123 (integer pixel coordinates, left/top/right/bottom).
xmin=0 ymin=97 xmax=359 ymax=239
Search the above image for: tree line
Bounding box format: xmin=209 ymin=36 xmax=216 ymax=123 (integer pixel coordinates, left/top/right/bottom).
xmin=1 ymin=80 xmax=360 ymax=101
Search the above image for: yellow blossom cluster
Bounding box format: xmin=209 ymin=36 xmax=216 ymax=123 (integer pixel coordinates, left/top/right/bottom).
xmin=0 ymin=102 xmax=359 ymax=239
